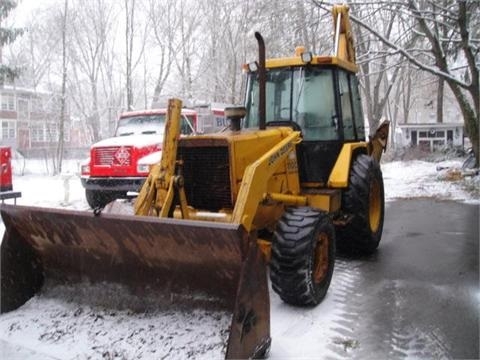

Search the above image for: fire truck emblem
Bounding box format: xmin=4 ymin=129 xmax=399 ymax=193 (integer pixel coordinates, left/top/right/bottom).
xmin=114 ymin=147 xmax=130 ymax=165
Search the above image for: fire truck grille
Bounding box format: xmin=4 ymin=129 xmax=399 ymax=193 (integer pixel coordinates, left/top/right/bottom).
xmin=93 ymin=146 xmax=132 ymax=166
xmin=178 ymin=145 xmax=232 ymax=212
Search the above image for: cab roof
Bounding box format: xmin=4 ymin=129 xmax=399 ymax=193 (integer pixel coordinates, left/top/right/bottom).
xmin=265 ymin=54 xmax=358 ymax=73
xmin=120 ymin=108 xmax=197 ymax=118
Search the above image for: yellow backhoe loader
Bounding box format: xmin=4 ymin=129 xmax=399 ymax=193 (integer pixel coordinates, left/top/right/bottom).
xmin=1 ymin=5 xmax=389 ymax=359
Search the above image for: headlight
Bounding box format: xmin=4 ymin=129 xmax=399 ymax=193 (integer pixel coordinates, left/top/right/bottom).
xmin=247 ymin=61 xmax=258 ymax=72
xmin=301 ymin=51 xmax=313 ymax=63
xmin=137 ymin=164 xmax=150 ymax=174
xmin=81 ymin=164 xmax=90 ymax=175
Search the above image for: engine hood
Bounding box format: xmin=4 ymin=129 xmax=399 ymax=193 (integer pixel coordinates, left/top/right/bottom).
xmin=93 ymin=134 xmax=162 ymax=148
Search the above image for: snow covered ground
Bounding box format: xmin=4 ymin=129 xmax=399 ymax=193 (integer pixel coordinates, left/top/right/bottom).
xmin=0 ymin=156 xmax=478 ymax=359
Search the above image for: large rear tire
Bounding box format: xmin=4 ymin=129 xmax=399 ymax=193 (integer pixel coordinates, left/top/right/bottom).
xmin=270 ymin=207 xmax=335 ymax=306
xmin=337 ymin=154 xmax=385 ymax=255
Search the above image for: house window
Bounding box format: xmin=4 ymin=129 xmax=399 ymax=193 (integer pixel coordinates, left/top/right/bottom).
xmin=447 ymin=130 xmax=453 ymax=142
xmin=31 ymin=123 xmax=45 ymax=142
xmin=416 ymin=127 xmax=448 ymax=151
xmin=45 ymin=123 xmax=59 ymax=142
xmin=1 ymin=120 xmax=15 ymax=139
xmin=419 ymin=140 xmax=430 ymax=151
xmin=17 ymin=98 xmax=29 ymax=119
xmin=31 ymin=98 xmax=43 ymax=111
xmin=1 ymin=94 xmax=15 ymax=111
xmin=433 ymin=140 xmax=444 ymax=149
xmin=411 ymin=130 xmax=417 ymax=145
xmin=31 ymin=122 xmax=69 ymax=142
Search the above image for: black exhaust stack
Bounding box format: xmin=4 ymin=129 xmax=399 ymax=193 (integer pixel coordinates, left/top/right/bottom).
xmin=255 ymin=32 xmax=266 ymax=130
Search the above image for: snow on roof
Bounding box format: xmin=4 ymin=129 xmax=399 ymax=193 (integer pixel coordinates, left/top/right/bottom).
xmin=120 ymin=108 xmax=197 ymax=118
xmin=398 ymin=123 xmax=464 ymax=128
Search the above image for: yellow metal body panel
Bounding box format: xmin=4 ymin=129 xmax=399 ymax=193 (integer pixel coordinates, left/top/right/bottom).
xmin=252 ymin=203 xmax=287 ymax=234
xmin=305 ymin=190 xmax=341 ymax=213
xmin=229 ymin=127 xmax=301 ymax=202
xmin=174 ymin=127 xmax=302 ymax=232
xmin=231 ymin=129 xmax=302 ymax=231
xmin=265 ymin=55 xmax=358 ymax=73
xmin=327 ymin=143 xmax=368 ymax=188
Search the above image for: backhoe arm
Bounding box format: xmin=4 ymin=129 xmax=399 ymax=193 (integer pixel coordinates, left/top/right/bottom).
xmin=368 ymin=120 xmax=390 ymax=163
xmin=332 ymin=4 xmax=356 ymax=65
xmin=134 ymin=98 xmax=183 ymax=216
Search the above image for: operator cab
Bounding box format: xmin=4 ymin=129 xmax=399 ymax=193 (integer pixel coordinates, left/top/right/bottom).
xmin=243 ymin=63 xmax=366 ymax=186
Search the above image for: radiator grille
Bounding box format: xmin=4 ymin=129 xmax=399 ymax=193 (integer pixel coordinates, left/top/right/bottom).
xmin=178 ymin=145 xmax=232 ymax=211
xmin=93 ymin=146 xmax=132 ymax=166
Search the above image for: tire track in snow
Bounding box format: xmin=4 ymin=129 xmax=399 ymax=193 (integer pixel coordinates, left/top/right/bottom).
xmin=324 ymin=258 xmax=452 ymax=359
xmin=324 ymin=258 xmax=364 ymax=359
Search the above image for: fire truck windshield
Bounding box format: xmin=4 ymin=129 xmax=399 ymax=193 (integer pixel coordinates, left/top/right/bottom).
xmin=116 ymin=115 xmax=166 ymax=136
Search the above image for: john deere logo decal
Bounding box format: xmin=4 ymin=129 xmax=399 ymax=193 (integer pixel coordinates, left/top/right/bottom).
xmin=114 ymin=147 xmax=130 ymax=165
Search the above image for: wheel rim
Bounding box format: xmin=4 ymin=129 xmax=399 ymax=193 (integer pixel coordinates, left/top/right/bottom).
xmin=369 ymin=178 xmax=382 ymax=233
xmin=313 ymin=232 xmax=329 ymax=284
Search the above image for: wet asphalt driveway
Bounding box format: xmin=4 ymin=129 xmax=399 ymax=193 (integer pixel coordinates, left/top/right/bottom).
xmin=326 ymin=199 xmax=479 ymax=359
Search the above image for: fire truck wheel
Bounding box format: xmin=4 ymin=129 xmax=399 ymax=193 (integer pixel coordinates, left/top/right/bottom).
xmin=270 ymin=207 xmax=335 ymax=306
xmin=336 ymin=154 xmax=385 ymax=255
xmin=85 ymin=190 xmax=119 ymax=209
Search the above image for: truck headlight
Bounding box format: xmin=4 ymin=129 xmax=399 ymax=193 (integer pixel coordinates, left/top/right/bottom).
xmin=81 ymin=164 xmax=90 ymax=175
xmin=137 ymin=164 xmax=150 ymax=174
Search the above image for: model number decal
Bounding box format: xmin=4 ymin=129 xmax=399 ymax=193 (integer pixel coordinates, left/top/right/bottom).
xmin=268 ymin=143 xmax=291 ymax=167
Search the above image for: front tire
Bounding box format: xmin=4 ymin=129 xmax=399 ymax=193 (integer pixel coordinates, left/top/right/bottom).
xmin=270 ymin=207 xmax=335 ymax=306
xmin=85 ymin=190 xmax=121 ymax=209
xmin=337 ymin=154 xmax=385 ymax=255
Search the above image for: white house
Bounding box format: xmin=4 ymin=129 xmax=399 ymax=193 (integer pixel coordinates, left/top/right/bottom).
xmin=396 ymin=123 xmax=465 ymax=151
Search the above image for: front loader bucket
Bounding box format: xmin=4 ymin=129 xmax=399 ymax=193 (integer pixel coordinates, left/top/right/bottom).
xmin=0 ymin=204 xmax=270 ymax=359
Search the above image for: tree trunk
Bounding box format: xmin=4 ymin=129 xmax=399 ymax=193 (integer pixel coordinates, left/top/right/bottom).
xmin=125 ymin=0 xmax=134 ymax=110
xmin=90 ymin=82 xmax=100 ymax=142
xmin=437 ymin=77 xmax=444 ymax=124
xmin=56 ymin=0 xmax=68 ymax=175
xmin=447 ymin=80 xmax=479 ymax=166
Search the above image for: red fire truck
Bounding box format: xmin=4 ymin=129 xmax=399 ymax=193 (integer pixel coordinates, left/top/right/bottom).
xmin=81 ymin=108 xmax=199 ymax=208
xmin=0 ymin=146 xmax=21 ymax=203
xmin=0 ymin=147 xmax=13 ymax=192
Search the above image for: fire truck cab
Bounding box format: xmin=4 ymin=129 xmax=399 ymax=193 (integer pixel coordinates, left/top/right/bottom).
xmin=80 ymin=108 xmax=198 ymax=208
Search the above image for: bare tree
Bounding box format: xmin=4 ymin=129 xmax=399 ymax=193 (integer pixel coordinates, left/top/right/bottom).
xmin=407 ymin=0 xmax=479 ymax=162
xmin=148 ymin=0 xmax=177 ymax=107
xmin=123 ymin=0 xmax=148 ymax=110
xmin=197 ymin=0 xmax=256 ymax=104
xmin=347 ymin=0 xmax=478 ymax=164
xmin=170 ymin=0 xmax=203 ymax=102
xmin=7 ymin=13 xmax=56 ymax=90
xmin=352 ymin=2 xmax=404 ymax=135
xmin=67 ymin=0 xmax=114 ymax=141
xmin=98 ymin=15 xmax=123 ymax=136
xmin=55 ymin=0 xmax=68 ymax=174
xmin=124 ymin=0 xmax=134 ymax=109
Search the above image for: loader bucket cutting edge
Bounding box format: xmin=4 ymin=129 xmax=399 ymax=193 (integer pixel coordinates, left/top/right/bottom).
xmin=0 ymin=204 xmax=270 ymax=359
